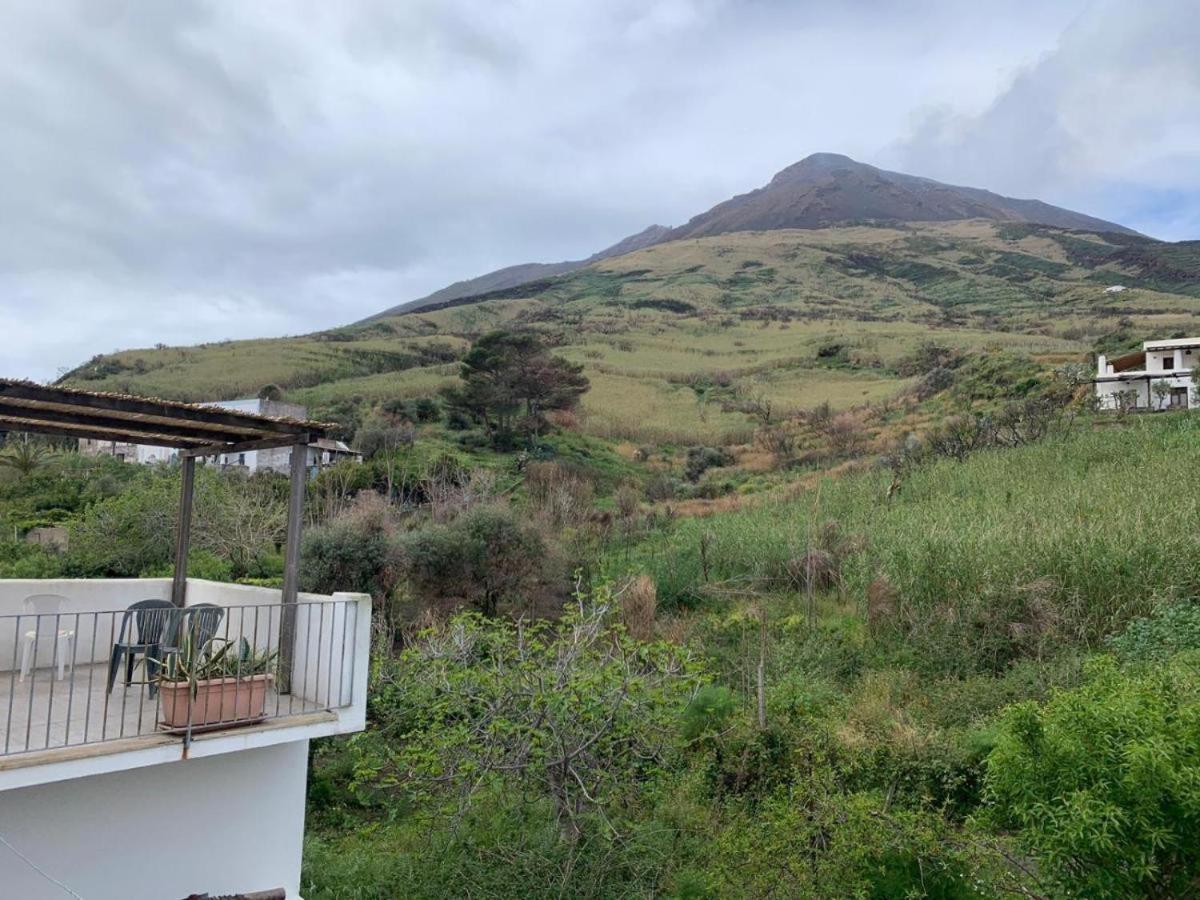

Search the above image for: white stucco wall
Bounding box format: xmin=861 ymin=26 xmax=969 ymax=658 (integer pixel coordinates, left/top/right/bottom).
xmin=1094 ymin=374 xmax=1195 ymax=411
xmin=0 ymin=578 xmax=173 ymax=670
xmin=0 ymin=739 xmax=309 ymax=899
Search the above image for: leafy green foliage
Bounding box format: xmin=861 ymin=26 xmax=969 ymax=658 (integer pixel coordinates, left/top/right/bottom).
xmin=352 ymin=592 xmax=702 ymax=840
xmin=301 ymin=498 xmax=404 ymax=599
xmin=986 ymin=654 xmax=1200 ymax=898
xmin=1107 ymin=601 xmax=1200 ymax=663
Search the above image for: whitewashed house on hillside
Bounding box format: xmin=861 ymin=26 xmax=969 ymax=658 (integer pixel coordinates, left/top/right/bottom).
xmin=1094 ymin=337 xmax=1200 ymax=411
xmin=0 ymin=380 xmax=370 ymax=899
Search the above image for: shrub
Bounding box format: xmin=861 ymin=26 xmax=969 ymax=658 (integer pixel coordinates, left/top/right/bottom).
xmin=1107 ymin=600 xmax=1200 ymax=662
xmin=301 ymin=495 xmax=404 ymax=600
xmin=0 ymin=543 xmax=65 ymax=579
xmin=986 ymin=654 xmax=1200 ymax=899
xmin=141 ymin=549 xmax=233 ymax=582
xmin=684 ymin=447 xmax=735 ymax=483
xmin=352 ymin=595 xmax=701 ymax=841
xmin=401 ymin=505 xmax=549 ymax=616
xmin=644 ymin=472 xmax=678 ymax=502
xmin=354 ymin=416 xmax=415 ymax=460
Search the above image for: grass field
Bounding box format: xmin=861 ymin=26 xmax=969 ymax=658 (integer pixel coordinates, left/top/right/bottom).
xmin=59 ymin=220 xmax=1200 ymax=445
xmin=612 ymin=413 xmax=1200 ymax=671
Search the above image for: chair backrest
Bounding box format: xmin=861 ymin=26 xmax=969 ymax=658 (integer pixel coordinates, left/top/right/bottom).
xmin=22 ymin=594 xmax=67 ymax=617
xmin=119 ymin=599 xmax=178 ymax=646
xmin=21 ymin=594 xmax=70 ymax=640
xmin=182 ymin=603 xmax=225 ymax=652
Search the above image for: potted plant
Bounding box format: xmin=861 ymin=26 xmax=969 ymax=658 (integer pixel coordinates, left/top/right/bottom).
xmin=157 ymin=634 xmax=278 ymax=731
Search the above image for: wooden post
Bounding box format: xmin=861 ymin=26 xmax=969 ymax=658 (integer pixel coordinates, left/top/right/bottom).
xmin=279 ymin=441 xmax=308 ymax=692
xmin=171 ymin=455 xmax=196 ymax=607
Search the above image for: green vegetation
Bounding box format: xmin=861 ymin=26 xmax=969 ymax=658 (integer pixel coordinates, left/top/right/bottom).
xmin=13 ymin=218 xmax=1200 ymax=896
xmin=292 ymin=412 xmax=1200 ymax=898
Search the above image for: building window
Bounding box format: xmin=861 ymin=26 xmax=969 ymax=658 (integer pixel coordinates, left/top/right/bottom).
xmin=1162 ymin=357 xmax=1175 ymax=370
xmin=238 ymin=453 xmax=246 ymax=465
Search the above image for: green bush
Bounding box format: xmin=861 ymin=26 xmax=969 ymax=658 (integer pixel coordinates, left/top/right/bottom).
xmin=401 ymin=504 xmax=549 ymax=616
xmin=351 ymin=595 xmax=702 ymax=843
xmin=140 ymin=549 xmax=233 ymax=582
xmin=301 ymin=501 xmax=403 ymax=600
xmin=985 ymin=653 xmax=1200 ymax=898
xmin=684 ymin=446 xmax=735 ymax=483
xmin=0 ymin=542 xmax=66 ymax=579
xmin=703 ymin=780 xmax=987 ymax=898
xmin=1107 ymin=600 xmax=1200 ymax=662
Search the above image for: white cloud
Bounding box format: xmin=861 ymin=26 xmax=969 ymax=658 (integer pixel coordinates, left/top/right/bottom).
xmin=1 ymin=0 xmax=1191 ymax=382
xmin=891 ymin=0 xmax=1200 ymax=238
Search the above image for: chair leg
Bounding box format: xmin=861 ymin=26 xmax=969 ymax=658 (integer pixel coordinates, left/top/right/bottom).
xmin=145 ymin=654 xmax=158 ymax=697
xmin=106 ymin=647 xmax=124 ymax=694
xmin=56 ymin=634 xmax=66 ymax=681
xmin=19 ymin=635 xmax=33 ymax=683
xmin=125 ymin=649 xmax=137 ymax=686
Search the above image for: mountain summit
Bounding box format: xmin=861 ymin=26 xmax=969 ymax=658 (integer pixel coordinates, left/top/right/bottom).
xmin=375 ymin=153 xmax=1137 ymax=318
xmin=664 ymin=153 xmax=1137 ymax=240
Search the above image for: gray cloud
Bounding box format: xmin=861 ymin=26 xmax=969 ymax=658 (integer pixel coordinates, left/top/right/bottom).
xmin=1 ymin=0 xmax=1190 ymax=381
xmin=891 ymin=0 xmax=1200 ymax=239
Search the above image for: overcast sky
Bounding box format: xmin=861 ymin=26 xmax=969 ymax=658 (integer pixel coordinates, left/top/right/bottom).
xmin=3 ymin=0 xmax=1197 ymax=381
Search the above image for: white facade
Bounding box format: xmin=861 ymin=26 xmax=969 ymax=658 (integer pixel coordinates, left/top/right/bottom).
xmin=0 ymin=578 xmax=371 ymax=899
xmin=1094 ymin=338 xmax=1200 ymax=411
xmin=1 ymin=741 xmax=309 ymax=899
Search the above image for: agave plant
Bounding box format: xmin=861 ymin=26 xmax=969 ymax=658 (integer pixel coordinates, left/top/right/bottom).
xmin=160 ymin=633 xmax=277 ymax=686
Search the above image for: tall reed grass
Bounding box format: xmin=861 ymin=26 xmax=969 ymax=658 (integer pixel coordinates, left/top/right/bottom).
xmin=613 ymin=415 xmax=1200 ymax=672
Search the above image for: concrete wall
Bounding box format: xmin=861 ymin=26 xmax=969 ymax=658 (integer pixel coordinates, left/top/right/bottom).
xmin=1095 ymin=374 xmax=1195 ymax=411
xmin=0 ymin=739 xmax=309 ymax=899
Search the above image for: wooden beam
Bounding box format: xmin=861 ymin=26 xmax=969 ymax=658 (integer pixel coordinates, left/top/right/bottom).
xmin=0 ymin=381 xmax=321 ymax=437
xmin=182 ymin=433 xmax=313 ymax=459
xmin=0 ymin=403 xmax=269 ymax=445
xmin=0 ymin=416 xmax=211 ymax=448
xmin=0 ymin=395 xmax=267 ymax=437
xmin=172 ymin=456 xmax=196 ymax=607
xmin=278 ymin=440 xmax=309 ymax=692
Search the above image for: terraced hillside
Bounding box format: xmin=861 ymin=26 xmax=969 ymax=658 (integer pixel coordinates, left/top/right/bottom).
xmin=62 ymin=220 xmax=1200 ymax=444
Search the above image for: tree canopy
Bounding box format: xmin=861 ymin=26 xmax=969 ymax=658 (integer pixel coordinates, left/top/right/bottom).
xmin=443 ymin=331 xmax=589 ymax=440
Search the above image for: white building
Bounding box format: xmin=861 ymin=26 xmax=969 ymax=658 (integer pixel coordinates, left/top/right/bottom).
xmin=0 ymin=579 xmax=370 ymax=900
xmin=80 ymin=397 xmax=362 ymax=474
xmin=1094 ymin=337 xmax=1200 ymax=411
xmin=0 ymin=379 xmax=372 ymax=898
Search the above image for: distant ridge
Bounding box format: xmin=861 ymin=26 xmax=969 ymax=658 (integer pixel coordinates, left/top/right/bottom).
xmin=369 ymin=153 xmax=1137 ymax=320
xmin=365 ymin=224 xmax=670 ymax=319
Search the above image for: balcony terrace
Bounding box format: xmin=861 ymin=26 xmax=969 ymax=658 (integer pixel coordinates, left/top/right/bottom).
xmin=0 ymin=579 xmax=369 ymax=782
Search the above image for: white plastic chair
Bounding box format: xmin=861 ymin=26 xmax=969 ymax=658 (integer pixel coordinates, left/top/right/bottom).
xmin=19 ymin=594 xmax=75 ymax=682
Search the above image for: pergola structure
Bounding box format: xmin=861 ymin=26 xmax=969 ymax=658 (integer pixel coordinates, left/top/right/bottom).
xmin=0 ymin=379 xmax=331 ymax=627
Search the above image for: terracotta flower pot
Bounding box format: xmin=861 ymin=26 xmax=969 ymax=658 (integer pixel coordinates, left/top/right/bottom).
xmin=158 ymin=673 xmax=273 ymax=730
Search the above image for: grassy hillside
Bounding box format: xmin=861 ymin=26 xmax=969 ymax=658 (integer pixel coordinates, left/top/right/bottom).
xmin=61 ymin=221 xmax=1200 ymax=444
xmin=303 ymin=413 xmax=1200 ymax=898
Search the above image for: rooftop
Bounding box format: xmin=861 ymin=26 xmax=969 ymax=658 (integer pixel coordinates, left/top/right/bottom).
xmin=1144 ymin=337 xmax=1200 ymax=350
